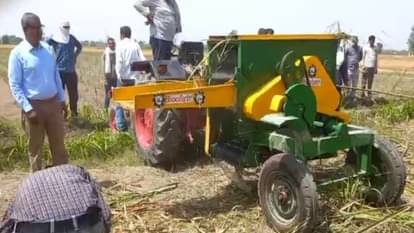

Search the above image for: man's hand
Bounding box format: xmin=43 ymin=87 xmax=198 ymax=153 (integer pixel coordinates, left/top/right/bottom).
xmin=145 ymin=15 xmax=154 ymax=25
xmin=61 ymin=102 xmax=68 ymax=119
xmin=26 ymin=110 xmax=39 ymax=125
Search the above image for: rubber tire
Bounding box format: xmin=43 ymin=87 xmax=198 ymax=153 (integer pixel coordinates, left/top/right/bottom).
xmin=345 ymin=136 xmax=406 ymax=205
xmin=132 ymin=109 xmax=186 ymax=168
xmin=370 ymin=137 xmax=406 ymax=205
xmin=258 ymin=153 xmax=318 ymax=233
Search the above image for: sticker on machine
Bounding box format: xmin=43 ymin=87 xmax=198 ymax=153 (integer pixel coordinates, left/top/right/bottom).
xmin=308 ymin=77 xmax=322 ymax=86
xmin=165 ymin=93 xmax=194 ymax=104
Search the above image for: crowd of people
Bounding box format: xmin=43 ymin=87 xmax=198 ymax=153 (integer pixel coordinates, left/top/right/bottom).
xmin=336 ymin=35 xmax=379 ymax=100
xmin=1 ymin=0 xmax=181 ymax=232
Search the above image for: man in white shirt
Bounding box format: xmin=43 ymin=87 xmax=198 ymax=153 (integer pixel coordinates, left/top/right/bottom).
xmin=134 ymin=0 xmax=181 ymax=60
xmin=361 ymin=35 xmax=378 ymax=98
xmin=115 ymin=26 xmax=146 ymax=86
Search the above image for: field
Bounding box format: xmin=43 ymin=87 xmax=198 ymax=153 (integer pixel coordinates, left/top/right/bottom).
xmin=0 ymin=45 xmax=414 ymax=233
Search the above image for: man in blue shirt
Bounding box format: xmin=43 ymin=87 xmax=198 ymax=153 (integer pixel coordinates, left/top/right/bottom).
xmin=47 ymin=21 xmax=83 ymax=117
xmin=8 ymin=12 xmax=69 ymax=172
xmin=345 ymin=36 xmax=363 ymax=99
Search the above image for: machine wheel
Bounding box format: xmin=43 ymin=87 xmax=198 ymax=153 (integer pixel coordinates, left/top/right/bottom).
xmin=131 ymin=108 xmax=186 ymax=168
xmin=367 ymin=137 xmax=406 ymax=205
xmin=345 ymin=137 xmax=406 ymax=206
xmin=258 ymin=153 xmax=318 ymax=233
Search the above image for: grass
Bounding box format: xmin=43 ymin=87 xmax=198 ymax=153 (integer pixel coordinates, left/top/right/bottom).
xmin=0 ymin=48 xmax=10 ymax=80
xmin=0 ymin=105 xmax=138 ymax=171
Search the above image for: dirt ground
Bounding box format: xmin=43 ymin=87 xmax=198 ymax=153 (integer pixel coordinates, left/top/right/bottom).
xmin=0 ymin=79 xmax=21 ymax=121
xmin=379 ymin=54 xmax=414 ymax=72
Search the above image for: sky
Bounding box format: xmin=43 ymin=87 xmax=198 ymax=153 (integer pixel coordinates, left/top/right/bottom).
xmin=0 ymin=0 xmax=412 ymax=50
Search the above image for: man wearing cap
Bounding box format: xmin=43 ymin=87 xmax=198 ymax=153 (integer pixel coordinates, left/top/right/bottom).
xmin=47 ymin=21 xmax=83 ymax=117
xmin=134 ymin=0 xmax=182 ymax=60
xmin=8 ymin=12 xmax=69 ymax=172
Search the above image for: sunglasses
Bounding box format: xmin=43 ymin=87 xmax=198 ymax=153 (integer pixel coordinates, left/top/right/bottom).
xmin=63 ymin=26 xmax=70 ymax=29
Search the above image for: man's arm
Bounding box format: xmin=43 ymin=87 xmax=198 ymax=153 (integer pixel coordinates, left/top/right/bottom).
xmin=72 ymin=36 xmax=83 ymax=59
xmin=133 ymin=0 xmax=152 ymax=17
xmin=358 ymin=46 xmax=363 ymax=62
xmin=115 ymin=46 xmax=123 ymax=81
xmin=361 ymin=47 xmax=367 ymax=68
xmin=136 ymin=44 xmax=146 ymax=61
xmin=55 ymin=68 xmax=65 ymax=103
xmin=8 ymin=50 xmax=33 ymax=112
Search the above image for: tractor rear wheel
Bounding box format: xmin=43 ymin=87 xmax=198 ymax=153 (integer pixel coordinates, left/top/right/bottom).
xmin=131 ymin=108 xmax=186 ymax=168
xmin=258 ymin=153 xmax=318 ymax=233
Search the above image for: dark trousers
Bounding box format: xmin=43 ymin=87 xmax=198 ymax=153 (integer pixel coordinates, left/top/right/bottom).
xmin=15 ymin=218 xmax=105 ymax=233
xmin=362 ymin=67 xmax=376 ymax=97
xmin=60 ymin=71 xmax=79 ymax=116
xmin=150 ymin=37 xmax=173 ymax=60
xmin=104 ymin=76 xmax=117 ymax=108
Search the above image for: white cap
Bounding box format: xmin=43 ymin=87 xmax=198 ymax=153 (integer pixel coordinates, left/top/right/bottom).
xmin=61 ymin=21 xmax=70 ymax=27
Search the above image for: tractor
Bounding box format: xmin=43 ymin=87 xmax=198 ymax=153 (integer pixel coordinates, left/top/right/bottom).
xmin=111 ymin=34 xmax=406 ymax=232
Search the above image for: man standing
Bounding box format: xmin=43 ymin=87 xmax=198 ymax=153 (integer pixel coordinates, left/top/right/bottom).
xmin=345 ymin=36 xmax=363 ymax=99
xmin=8 ymin=12 xmax=69 ymax=172
xmin=361 ymin=35 xmax=378 ymax=98
xmin=103 ymin=37 xmax=117 ymax=109
xmin=47 ymin=21 xmax=83 ymax=117
xmin=0 ymin=164 xmax=111 ymax=233
xmin=336 ymin=39 xmax=349 ymax=87
xmin=115 ymin=26 xmax=146 ymax=86
xmin=134 ymin=0 xmax=182 ymax=60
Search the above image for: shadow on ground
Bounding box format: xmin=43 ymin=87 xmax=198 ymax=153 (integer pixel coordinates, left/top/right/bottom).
xmin=165 ymin=183 xmax=258 ymax=219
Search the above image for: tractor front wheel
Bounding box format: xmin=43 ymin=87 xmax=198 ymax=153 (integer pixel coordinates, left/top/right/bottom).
xmin=258 ymin=153 xmax=318 ymax=233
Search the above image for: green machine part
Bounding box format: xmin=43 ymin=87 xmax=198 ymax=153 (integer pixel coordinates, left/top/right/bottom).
xmin=207 ymin=34 xmax=374 ymax=174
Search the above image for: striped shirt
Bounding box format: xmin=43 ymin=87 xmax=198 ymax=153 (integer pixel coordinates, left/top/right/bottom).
xmin=0 ymin=165 xmax=111 ymax=233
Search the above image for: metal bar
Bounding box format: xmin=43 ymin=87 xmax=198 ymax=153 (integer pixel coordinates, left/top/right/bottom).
xmin=317 ymin=172 xmax=367 ymax=187
xmin=337 ymin=85 xmax=414 ymax=99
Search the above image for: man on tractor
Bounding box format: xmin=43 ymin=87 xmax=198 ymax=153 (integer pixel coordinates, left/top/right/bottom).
xmin=134 ymin=0 xmax=182 ymax=60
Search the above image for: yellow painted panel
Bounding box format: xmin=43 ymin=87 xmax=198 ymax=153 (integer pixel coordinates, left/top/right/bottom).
xmin=270 ymin=95 xmax=286 ymax=112
xmin=134 ymin=82 xmax=236 ymax=109
xmin=303 ymin=56 xmax=348 ymax=122
xmin=112 ymin=80 xmax=206 ymax=101
xmin=204 ymin=109 xmax=211 ymax=155
xmin=243 ymin=76 xmax=286 ymax=120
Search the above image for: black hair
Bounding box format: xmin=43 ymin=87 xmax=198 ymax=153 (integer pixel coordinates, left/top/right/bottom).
xmin=266 ymin=28 xmax=274 ymax=35
xmin=107 ymin=37 xmax=115 ymax=43
xmin=258 ymin=28 xmax=266 ymax=35
xmin=21 ymin=12 xmax=39 ymax=30
xmin=368 ymin=35 xmax=376 ymax=41
xmin=120 ymin=26 xmax=131 ymax=38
